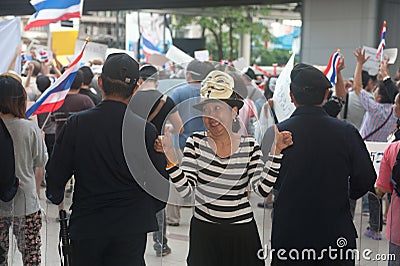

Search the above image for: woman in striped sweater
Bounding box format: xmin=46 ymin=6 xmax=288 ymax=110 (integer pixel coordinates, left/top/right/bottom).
xmin=155 ymin=70 xmax=293 ymax=266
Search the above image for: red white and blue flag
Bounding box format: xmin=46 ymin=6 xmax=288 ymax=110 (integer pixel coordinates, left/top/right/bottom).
xmin=324 ymin=50 xmax=341 ymax=85
xmin=26 ymin=39 xmax=88 ymax=118
xmin=24 ymin=0 xmax=83 ymax=31
xmin=139 ymin=13 xmax=172 ymax=61
xmin=376 ymin=21 xmax=387 ymax=59
xmin=142 ymin=36 xmax=162 ymax=58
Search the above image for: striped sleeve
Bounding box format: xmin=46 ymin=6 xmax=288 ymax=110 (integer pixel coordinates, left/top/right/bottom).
xmin=166 ymin=136 xmax=198 ymax=198
xmin=248 ymin=143 xmax=282 ymax=197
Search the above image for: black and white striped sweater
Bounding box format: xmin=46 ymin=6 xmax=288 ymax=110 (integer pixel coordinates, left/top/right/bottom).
xmin=167 ymin=132 xmax=282 ymax=224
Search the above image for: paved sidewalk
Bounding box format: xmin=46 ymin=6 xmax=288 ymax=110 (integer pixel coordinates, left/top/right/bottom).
xmin=7 ymin=189 xmax=391 ymax=265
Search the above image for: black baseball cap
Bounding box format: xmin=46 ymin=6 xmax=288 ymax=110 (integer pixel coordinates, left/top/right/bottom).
xmin=102 ymin=53 xmax=139 ymax=86
xmin=291 ymin=63 xmax=332 ymax=90
xmin=139 ymin=64 xmax=158 ymax=81
xmin=243 ymin=67 xmax=256 ymax=80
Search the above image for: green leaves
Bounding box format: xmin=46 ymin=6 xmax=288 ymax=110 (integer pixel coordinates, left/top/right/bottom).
xmin=172 ymin=5 xmax=271 ymax=61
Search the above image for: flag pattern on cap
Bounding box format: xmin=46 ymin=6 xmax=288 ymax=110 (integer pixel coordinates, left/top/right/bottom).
xmin=376 ymin=21 xmax=386 ymax=59
xmin=39 ymin=50 xmax=49 ymax=63
xmin=219 ymin=59 xmax=230 ymax=66
xmin=25 ymin=39 xmax=88 ymax=118
xmin=24 ymin=0 xmax=83 ymax=31
xmin=323 ymin=50 xmax=341 ymax=85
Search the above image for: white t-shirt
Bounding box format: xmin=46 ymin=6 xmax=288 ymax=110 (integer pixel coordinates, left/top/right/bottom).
xmin=1 ymin=117 xmax=47 ymax=216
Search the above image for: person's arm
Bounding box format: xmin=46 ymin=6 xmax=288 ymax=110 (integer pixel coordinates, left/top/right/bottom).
xmin=24 ymin=62 xmax=34 ymax=89
xmin=41 ymin=62 xmax=50 ymax=75
xmin=46 ymin=117 xmax=76 ymax=204
xmin=323 ymin=55 xmax=347 ymax=118
xmin=50 ymin=61 xmax=62 ymax=78
xmin=52 ymin=50 xmax=63 ymax=72
xmin=249 ymin=145 xmax=282 ymax=197
xmin=156 ymin=128 xmax=197 ymax=198
xmin=380 ymin=59 xmax=399 ymax=103
xmin=376 ymin=146 xmax=395 ymax=194
xmin=348 ymin=125 xmax=376 ymax=199
xmin=335 ymin=54 xmax=347 ymax=99
xmin=32 ymin=123 xmax=47 ymax=199
xmin=352 ymin=49 xmax=382 ymax=113
xmin=353 ymin=48 xmax=369 ymax=96
xmin=35 ymin=167 xmax=44 ymax=199
xmin=168 ymin=110 xmax=184 ymax=134
xmin=250 ymin=125 xmax=293 ymax=197
xmin=8 ymin=44 xmax=22 ymax=71
xmin=144 ymin=123 xmax=169 ymax=210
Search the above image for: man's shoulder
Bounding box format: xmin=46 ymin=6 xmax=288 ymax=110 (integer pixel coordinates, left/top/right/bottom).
xmin=279 ymin=112 xmax=356 ymax=131
xmin=67 ymin=101 xmax=118 ymax=121
xmin=171 ymin=83 xmax=200 ymax=100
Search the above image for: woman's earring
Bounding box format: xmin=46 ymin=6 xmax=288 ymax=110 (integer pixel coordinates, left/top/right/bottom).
xmin=232 ymin=116 xmax=240 ymax=133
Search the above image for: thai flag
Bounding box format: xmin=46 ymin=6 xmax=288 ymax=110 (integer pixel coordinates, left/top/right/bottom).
xmin=323 ymin=50 xmax=341 ymax=85
xmin=141 ymin=36 xmax=162 ymax=58
xmin=26 ymin=39 xmax=88 ymax=118
xmin=24 ymin=0 xmax=83 ymax=31
xmin=376 ymin=21 xmax=386 ymax=59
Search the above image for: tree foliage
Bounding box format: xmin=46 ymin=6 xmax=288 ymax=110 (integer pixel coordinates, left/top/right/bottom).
xmin=251 ymin=38 xmax=295 ymax=66
xmin=172 ymin=6 xmax=271 ymax=61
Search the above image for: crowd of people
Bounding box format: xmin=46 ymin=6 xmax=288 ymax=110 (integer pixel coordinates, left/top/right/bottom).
xmin=0 ymin=44 xmax=399 ymax=266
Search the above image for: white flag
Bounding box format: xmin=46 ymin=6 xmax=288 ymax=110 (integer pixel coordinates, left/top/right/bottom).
xmin=0 ymin=18 xmax=21 ymax=75
xmin=272 ymin=53 xmax=296 ymax=122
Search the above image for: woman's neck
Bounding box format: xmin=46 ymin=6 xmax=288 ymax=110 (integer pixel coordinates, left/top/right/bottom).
xmin=208 ymin=130 xmax=231 ymax=144
xmin=208 ymin=130 xmax=241 ymax=158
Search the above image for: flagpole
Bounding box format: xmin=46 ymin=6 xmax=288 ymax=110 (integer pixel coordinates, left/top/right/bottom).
xmin=137 ymin=11 xmax=142 ymax=62
xmin=40 ymin=112 xmax=52 ymax=131
xmin=47 ymin=25 xmax=52 ymax=50
xmin=26 ymin=37 xmax=90 ymax=119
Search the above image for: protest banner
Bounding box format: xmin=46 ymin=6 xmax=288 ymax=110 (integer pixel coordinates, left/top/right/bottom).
xmin=272 ymin=53 xmax=296 ymax=122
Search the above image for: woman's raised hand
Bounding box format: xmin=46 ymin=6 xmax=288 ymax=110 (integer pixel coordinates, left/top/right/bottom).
xmin=353 ymin=48 xmax=369 ymax=65
xmin=272 ymin=125 xmax=293 ymax=155
xmin=154 ymin=127 xmax=177 ymax=164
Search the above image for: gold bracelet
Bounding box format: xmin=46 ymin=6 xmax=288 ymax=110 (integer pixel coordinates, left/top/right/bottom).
xmin=166 ymin=161 xmax=179 ymax=168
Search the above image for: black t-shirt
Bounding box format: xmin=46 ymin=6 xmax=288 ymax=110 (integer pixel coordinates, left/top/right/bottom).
xmin=131 ymin=90 xmax=177 ymax=134
xmin=46 ymin=101 xmax=168 ymax=239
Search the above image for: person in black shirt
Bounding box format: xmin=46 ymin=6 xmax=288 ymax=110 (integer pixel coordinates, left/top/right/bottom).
xmin=130 ymin=64 xmax=183 ymax=257
xmin=264 ymin=63 xmax=376 ymax=265
xmin=79 ymin=66 xmax=101 ymax=105
xmin=46 ymin=53 xmax=168 ymax=266
xmin=132 ymin=64 xmax=183 ymax=135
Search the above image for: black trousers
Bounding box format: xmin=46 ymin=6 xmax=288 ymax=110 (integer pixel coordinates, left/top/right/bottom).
xmin=71 ymin=234 xmax=147 ymax=266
